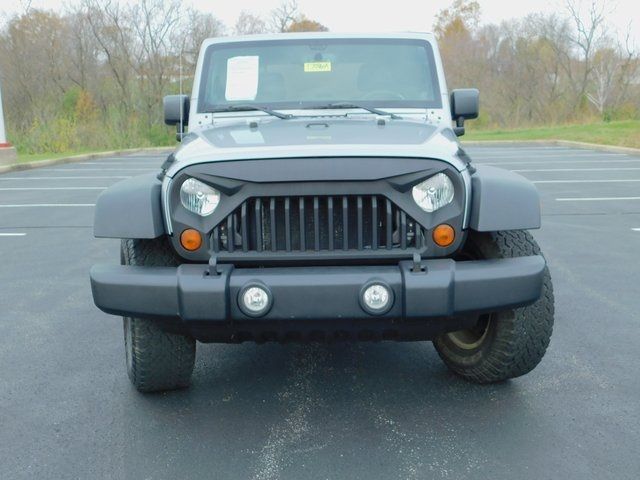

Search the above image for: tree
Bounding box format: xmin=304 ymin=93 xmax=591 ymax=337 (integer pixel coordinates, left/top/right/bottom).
xmin=234 ymin=11 xmax=268 ymax=35
xmin=270 ymin=0 xmax=299 ymax=33
xmin=586 ymin=32 xmax=639 ymax=117
xmin=433 ymin=0 xmax=483 ymax=101
xmin=565 ymin=0 xmax=608 ymax=103
xmin=286 ymin=16 xmax=328 ymax=32
xmin=433 ymin=0 xmax=480 ymax=40
xmin=0 ymin=10 xmax=71 ymax=126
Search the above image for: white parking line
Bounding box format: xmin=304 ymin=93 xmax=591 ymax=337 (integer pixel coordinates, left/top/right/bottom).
xmin=0 ymin=176 xmax=130 ymax=180
xmin=632 ymin=228 xmax=640 ymax=232
xmin=556 ymin=197 xmax=640 ymax=202
xmin=0 ymin=204 xmax=95 ymax=207
xmin=0 ymin=232 xmax=26 ymax=236
xmin=466 ymin=146 xmax=611 ymax=151
xmin=532 ymin=179 xmax=640 ymax=184
xmin=513 ymin=167 xmax=640 ymax=172
xmin=43 ymin=168 xmax=154 ymax=172
xmin=77 ymin=162 xmax=160 ymax=166
xmin=481 ymin=159 xmax=640 ymax=166
xmin=0 ymin=187 xmax=107 ymax=191
xmin=473 ymin=153 xmax=625 ymax=158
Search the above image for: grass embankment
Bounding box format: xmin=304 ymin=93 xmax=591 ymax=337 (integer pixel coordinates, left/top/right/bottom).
xmin=464 ymin=120 xmax=640 ymax=149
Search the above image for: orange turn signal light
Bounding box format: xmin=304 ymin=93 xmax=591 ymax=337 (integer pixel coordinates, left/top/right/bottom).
xmin=432 ymin=224 xmax=455 ymax=247
xmin=180 ymin=229 xmax=202 ymax=251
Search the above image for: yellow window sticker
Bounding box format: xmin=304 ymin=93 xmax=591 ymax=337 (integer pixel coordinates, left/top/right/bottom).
xmin=304 ymin=61 xmax=332 ymax=73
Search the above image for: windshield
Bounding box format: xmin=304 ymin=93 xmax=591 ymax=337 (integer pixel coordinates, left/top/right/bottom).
xmin=198 ymin=38 xmax=442 ymax=112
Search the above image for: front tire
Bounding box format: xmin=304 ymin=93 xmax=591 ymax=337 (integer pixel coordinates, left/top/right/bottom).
xmin=121 ymin=238 xmax=196 ymax=393
xmin=433 ymin=231 xmax=554 ymax=383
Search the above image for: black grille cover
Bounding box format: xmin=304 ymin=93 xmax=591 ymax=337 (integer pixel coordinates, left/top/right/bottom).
xmin=211 ymin=195 xmax=424 ymax=253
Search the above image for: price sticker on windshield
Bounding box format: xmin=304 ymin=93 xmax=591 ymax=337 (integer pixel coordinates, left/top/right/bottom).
xmin=304 ymin=61 xmax=332 ymax=73
xmin=225 ymin=56 xmax=259 ymax=101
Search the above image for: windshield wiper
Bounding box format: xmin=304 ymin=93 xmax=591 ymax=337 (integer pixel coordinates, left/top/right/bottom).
xmin=304 ymin=102 xmax=402 ymax=120
xmin=207 ymin=105 xmax=294 ymax=119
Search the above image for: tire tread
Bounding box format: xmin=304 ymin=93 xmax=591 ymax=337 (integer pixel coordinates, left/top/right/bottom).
xmin=434 ymin=230 xmax=554 ymax=383
xmin=121 ymin=238 xmax=196 ymax=393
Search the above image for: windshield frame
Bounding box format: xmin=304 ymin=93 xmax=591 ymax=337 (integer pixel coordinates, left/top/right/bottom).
xmin=197 ymin=38 xmax=443 ymax=114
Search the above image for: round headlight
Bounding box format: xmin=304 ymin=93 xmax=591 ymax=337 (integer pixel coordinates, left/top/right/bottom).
xmin=180 ymin=178 xmax=220 ymax=216
xmin=412 ymin=173 xmax=454 ymax=212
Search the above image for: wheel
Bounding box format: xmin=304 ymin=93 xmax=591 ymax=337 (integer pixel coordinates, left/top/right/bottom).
xmin=433 ymin=231 xmax=554 ymax=383
xmin=121 ymin=238 xmax=196 ymax=393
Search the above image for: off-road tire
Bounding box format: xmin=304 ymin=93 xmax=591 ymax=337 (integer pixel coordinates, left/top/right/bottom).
xmin=121 ymin=238 xmax=196 ymax=393
xmin=433 ymin=231 xmax=554 ymax=383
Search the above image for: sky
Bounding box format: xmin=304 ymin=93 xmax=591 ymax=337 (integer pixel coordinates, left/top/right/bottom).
xmin=0 ymin=0 xmax=638 ymax=44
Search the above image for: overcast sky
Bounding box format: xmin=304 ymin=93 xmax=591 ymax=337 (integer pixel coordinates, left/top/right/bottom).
xmin=0 ymin=0 xmax=638 ymax=44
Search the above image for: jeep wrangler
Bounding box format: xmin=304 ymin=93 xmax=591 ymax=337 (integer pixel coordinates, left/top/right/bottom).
xmin=90 ymin=33 xmax=554 ymax=392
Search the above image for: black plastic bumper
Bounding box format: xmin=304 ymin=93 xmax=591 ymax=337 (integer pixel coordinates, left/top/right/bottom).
xmin=90 ymin=256 xmax=545 ymax=324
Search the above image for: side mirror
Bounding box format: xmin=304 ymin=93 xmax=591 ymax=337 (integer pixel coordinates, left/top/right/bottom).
xmin=163 ymin=95 xmax=190 ymax=141
xmin=450 ymin=88 xmax=479 ymax=137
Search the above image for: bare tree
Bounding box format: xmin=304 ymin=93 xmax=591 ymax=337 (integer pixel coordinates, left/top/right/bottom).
xmin=64 ymin=10 xmax=99 ymax=90
xmin=178 ymin=8 xmax=225 ymax=91
xmin=234 ymin=11 xmax=268 ymax=35
xmin=130 ymin=0 xmax=183 ymax=125
xmin=80 ymin=0 xmax=135 ymax=109
xmin=270 ymin=0 xmax=299 ymax=33
xmin=565 ymin=0 xmax=608 ymax=102
xmin=586 ymin=29 xmax=639 ymax=116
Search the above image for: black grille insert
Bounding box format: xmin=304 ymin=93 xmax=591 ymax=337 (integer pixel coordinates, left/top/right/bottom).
xmin=211 ymin=195 xmax=425 ymax=254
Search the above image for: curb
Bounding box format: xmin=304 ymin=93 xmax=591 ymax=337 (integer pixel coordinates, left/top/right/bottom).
xmin=0 ymin=146 xmax=173 ymax=175
xmin=462 ymin=139 xmax=640 ymax=155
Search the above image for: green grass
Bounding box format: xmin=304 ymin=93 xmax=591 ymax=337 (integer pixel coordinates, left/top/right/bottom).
xmin=464 ymin=120 xmax=640 ymax=149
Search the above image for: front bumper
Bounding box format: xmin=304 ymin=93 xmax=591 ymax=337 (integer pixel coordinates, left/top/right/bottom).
xmin=90 ymin=256 xmax=545 ymax=325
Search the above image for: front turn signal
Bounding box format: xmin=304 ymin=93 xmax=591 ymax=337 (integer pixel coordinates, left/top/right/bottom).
xmin=432 ymin=224 xmax=455 ymax=247
xmin=180 ymin=229 xmax=202 ymax=251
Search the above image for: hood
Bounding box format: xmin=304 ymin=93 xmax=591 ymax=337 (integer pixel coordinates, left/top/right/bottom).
xmin=168 ymin=117 xmax=464 ymax=177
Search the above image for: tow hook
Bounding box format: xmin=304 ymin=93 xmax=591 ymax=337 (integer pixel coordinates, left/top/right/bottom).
xmin=412 ymin=253 xmax=426 ymax=273
xmin=208 ymin=255 xmax=220 ymax=276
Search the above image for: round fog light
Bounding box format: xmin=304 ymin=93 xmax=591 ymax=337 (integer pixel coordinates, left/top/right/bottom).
xmin=360 ymin=282 xmax=393 ymax=315
xmin=238 ymin=284 xmax=272 ymax=317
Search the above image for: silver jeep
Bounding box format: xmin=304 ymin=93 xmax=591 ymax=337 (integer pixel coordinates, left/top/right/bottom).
xmin=90 ymin=33 xmax=554 ymax=392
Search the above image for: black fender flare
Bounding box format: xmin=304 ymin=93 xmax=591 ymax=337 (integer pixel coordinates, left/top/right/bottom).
xmin=94 ymin=173 xmax=166 ymax=239
xmin=469 ymin=165 xmax=541 ymax=231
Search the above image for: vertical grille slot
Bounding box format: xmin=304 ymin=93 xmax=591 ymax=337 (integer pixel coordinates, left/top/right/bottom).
xmin=313 ymin=197 xmax=320 ymax=251
xmin=327 ymin=197 xmax=334 ymax=250
xmin=299 ymin=197 xmax=306 ymax=251
xmin=342 ymin=196 xmax=349 ymax=251
xmin=385 ymin=199 xmax=393 ymax=250
xmin=284 ymin=197 xmax=291 ymax=251
xmin=254 ymin=199 xmax=263 ymax=252
xmin=269 ymin=198 xmax=277 ymax=252
xmin=240 ymin=203 xmax=248 ymax=252
xmin=216 ymin=195 xmax=422 ymax=254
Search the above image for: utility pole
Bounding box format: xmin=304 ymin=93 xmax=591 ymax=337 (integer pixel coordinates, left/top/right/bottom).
xmin=0 ymin=77 xmax=17 ymax=165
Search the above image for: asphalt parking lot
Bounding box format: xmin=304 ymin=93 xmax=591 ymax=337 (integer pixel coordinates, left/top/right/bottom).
xmin=1 ymin=144 xmax=639 ymax=479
